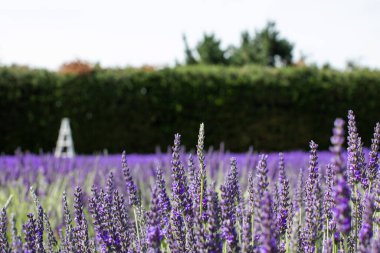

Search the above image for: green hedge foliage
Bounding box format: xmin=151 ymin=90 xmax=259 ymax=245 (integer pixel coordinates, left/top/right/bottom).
xmin=1 ymin=65 xmax=379 ymax=153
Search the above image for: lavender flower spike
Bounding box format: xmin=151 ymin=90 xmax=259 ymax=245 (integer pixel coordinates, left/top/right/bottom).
xmin=168 ymin=134 xmax=192 ymax=252
xmin=121 ymin=151 xmax=140 ymax=207
xmin=323 ymin=164 xmax=335 ymax=234
xmin=73 ymin=186 xmax=91 ymax=253
xmin=277 ymin=153 xmax=290 ymax=237
xmin=220 ymin=158 xmax=240 ymax=253
xmin=347 ymin=110 xmax=364 ymax=186
xmin=62 ymin=191 xmax=74 ymax=252
xmin=11 ymin=213 xmax=22 ymax=252
xmin=258 ymin=191 xmax=277 ymax=253
xmin=256 ymin=154 xmax=269 ymax=201
xmin=197 ymin=123 xmax=207 ymax=217
xmin=359 ymin=193 xmax=374 ymax=253
xmin=23 ymin=213 xmax=37 ymax=253
xmin=146 ymin=186 xmax=163 ymax=253
xmin=171 ymin=134 xmax=192 ymax=216
xmin=294 ymin=168 xmax=304 ymax=212
xmin=155 ymin=166 xmax=171 ymax=218
xmin=303 ymin=141 xmax=319 ymax=253
xmin=330 ymin=118 xmax=345 ymax=173
xmin=332 ymin=176 xmax=351 ymax=236
xmin=242 ymin=203 xmax=253 ymax=253
xmin=0 ymin=208 xmax=10 ymax=253
xmin=206 ymin=182 xmax=222 ymax=253
xmin=368 ymin=123 xmax=380 ymax=187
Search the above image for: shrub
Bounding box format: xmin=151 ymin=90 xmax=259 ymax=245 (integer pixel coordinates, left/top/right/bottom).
xmin=0 ymin=65 xmax=379 ymax=153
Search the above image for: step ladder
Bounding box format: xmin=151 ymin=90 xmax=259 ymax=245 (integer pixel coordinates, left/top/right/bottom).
xmin=54 ymin=118 xmax=75 ymax=158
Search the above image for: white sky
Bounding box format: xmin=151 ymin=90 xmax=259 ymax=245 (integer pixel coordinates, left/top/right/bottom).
xmin=0 ymin=0 xmax=379 ymax=70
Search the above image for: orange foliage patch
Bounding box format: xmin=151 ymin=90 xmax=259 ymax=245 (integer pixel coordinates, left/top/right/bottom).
xmin=58 ymin=60 xmax=93 ymax=75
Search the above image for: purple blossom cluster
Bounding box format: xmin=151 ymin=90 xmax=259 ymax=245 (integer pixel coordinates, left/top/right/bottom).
xmin=0 ymin=110 xmax=379 ymax=253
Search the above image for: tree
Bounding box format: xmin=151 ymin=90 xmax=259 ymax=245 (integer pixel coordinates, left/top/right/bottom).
xmin=196 ymin=33 xmax=228 ymax=65
xmin=183 ymin=21 xmax=294 ymax=67
xmin=227 ymin=31 xmax=256 ymax=66
xmin=183 ymin=35 xmax=198 ymax=65
xmin=247 ymin=21 xmax=294 ymax=66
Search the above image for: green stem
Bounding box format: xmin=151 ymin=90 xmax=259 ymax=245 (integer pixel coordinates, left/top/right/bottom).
xmin=251 ymin=212 xmax=255 ymax=247
xmin=354 ymin=184 xmax=358 ymax=252
xmin=199 ymin=169 xmax=205 ymax=216
xmin=343 ymin=235 xmax=348 ymax=253
xmin=332 ymin=233 xmax=336 ymax=253
xmin=326 ymin=218 xmax=329 ymax=240
xmin=133 ymin=207 xmax=140 ymax=244
xmin=285 ymin=233 xmax=289 ymax=253
xmin=223 ymin=241 xmax=227 ymax=253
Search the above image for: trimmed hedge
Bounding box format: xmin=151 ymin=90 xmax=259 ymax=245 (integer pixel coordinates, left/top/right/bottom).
xmin=1 ymin=65 xmax=380 ymax=154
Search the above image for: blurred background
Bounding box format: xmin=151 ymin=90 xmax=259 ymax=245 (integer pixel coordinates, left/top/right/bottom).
xmin=1 ymin=0 xmax=380 ymax=154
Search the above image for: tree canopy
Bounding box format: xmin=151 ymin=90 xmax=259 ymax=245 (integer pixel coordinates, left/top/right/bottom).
xmin=184 ymin=21 xmax=294 ymax=67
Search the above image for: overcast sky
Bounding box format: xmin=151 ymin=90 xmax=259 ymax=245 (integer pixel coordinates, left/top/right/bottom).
xmin=1 ymin=0 xmax=379 ymax=70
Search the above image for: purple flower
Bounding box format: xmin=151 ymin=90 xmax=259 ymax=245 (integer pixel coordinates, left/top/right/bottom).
xmin=73 ymin=186 xmax=90 ymax=253
xmin=10 ymin=214 xmax=22 ymax=252
xmin=206 ymin=182 xmax=222 ymax=253
xmin=193 ymin=214 xmax=208 ymax=253
xmin=258 ymin=191 xmax=277 ymax=253
xmin=155 ymin=166 xmax=171 ymax=223
xmin=303 ymin=141 xmax=320 ymax=253
xmin=293 ymin=168 xmax=304 ymax=211
xmin=0 ymin=208 xmax=10 ymax=253
xmin=171 ymin=134 xmax=192 ymax=216
xmin=168 ymin=134 xmax=192 ymax=252
xmin=368 ymin=123 xmax=380 ymax=186
xmin=146 ymin=186 xmax=163 ymax=253
xmin=220 ymin=158 xmax=240 ymax=252
xmin=196 ymin=123 xmax=208 ymax=219
xmin=44 ymin=211 xmax=57 ymax=252
xmin=277 ymin=153 xmax=290 ymax=237
xmin=62 ymin=191 xmax=74 ymax=252
xmin=112 ymin=189 xmax=131 ymax=251
xmin=168 ymin=211 xmax=186 ymax=252
xmin=374 ymin=178 xmax=380 ymax=225
xmin=359 ymin=194 xmax=374 ymax=252
xmin=89 ymin=185 xmax=111 ymax=249
xmin=322 ymin=238 xmax=332 ymax=253
xmin=256 ymin=154 xmax=269 ymax=201
xmin=253 ymin=154 xmax=270 ymax=246
xmin=248 ymin=170 xmax=256 ymax=213
xmin=370 ymin=234 xmax=380 ymax=253
xmin=242 ymin=203 xmax=253 ymax=253
xmin=347 ymin=110 xmax=366 ymax=186
xmin=332 ymin=176 xmax=351 ymax=235
xmin=187 ymin=154 xmax=197 ymax=203
xmin=35 ymin=206 xmax=45 ymax=253
xmin=23 ymin=213 xmax=37 ymax=253
xmin=324 ymin=164 xmax=336 ymax=233
xmin=121 ymin=151 xmax=140 ymax=207
xmin=330 ymin=118 xmax=345 ymax=173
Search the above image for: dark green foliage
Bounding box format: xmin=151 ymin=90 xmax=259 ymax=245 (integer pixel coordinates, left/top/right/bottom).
xmin=185 ymin=21 xmax=293 ymax=67
xmin=227 ymin=31 xmax=256 ymax=66
xmin=196 ymin=33 xmax=227 ymax=65
xmin=248 ymin=21 xmax=293 ymax=66
xmin=183 ymin=35 xmax=198 ymax=65
xmin=229 ymin=21 xmax=294 ymax=66
xmin=0 ymin=65 xmax=380 ymax=153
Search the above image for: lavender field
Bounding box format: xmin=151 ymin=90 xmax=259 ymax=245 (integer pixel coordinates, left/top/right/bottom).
xmin=0 ymin=110 xmax=379 ymax=253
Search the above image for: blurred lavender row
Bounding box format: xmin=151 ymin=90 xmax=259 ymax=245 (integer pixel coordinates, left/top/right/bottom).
xmin=0 ymin=148 xmax=356 ymax=192
xmin=0 ymin=110 xmax=379 ymax=252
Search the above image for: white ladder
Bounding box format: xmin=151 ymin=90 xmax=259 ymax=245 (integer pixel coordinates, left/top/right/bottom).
xmin=54 ymin=118 xmax=75 ymax=158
